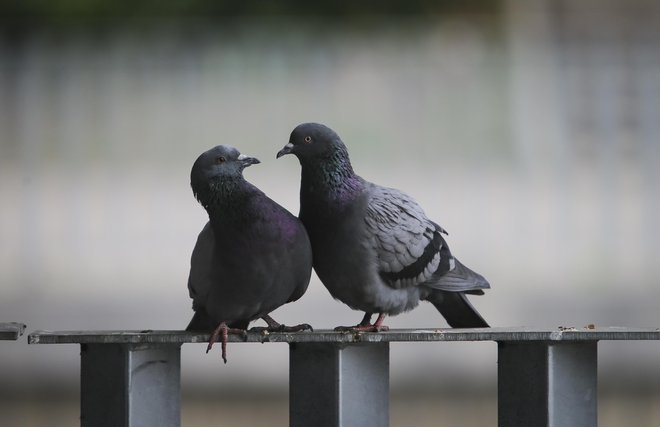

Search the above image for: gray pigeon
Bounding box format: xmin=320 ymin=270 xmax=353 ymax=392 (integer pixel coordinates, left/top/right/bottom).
xmin=277 ymin=123 xmax=489 ymax=331
xmin=187 ymin=145 xmax=313 ymax=362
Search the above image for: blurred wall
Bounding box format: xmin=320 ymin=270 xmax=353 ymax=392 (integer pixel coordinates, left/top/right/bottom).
xmin=1 ymin=0 xmax=659 ymax=393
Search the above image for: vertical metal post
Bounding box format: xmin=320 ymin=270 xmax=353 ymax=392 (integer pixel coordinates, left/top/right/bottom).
xmin=289 ymin=342 xmax=389 ymax=427
xmin=81 ymin=343 xmax=181 ymax=427
xmin=498 ymin=341 xmax=597 ymax=427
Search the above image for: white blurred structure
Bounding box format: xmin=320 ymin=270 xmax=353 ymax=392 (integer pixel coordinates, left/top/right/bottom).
xmin=1 ymin=0 xmax=659 ymax=392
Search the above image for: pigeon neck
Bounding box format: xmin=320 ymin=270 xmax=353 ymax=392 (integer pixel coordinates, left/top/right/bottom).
xmin=195 ymin=176 xmax=253 ymax=219
xmin=300 ymin=146 xmax=361 ymax=204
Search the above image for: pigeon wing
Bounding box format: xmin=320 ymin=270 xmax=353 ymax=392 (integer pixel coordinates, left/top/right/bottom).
xmin=187 ymin=221 xmax=215 ymax=311
xmin=364 ymin=186 xmax=485 ymax=292
xmin=364 ymin=187 xmax=446 ymax=288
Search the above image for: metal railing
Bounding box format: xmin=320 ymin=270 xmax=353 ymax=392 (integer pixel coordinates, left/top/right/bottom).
xmin=0 ymin=323 xmax=25 ymax=341
xmin=27 ymin=327 xmax=660 ymax=427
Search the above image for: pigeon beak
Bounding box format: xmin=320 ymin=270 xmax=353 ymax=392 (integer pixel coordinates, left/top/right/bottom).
xmin=276 ymin=143 xmax=294 ymax=159
xmin=238 ymin=154 xmax=261 ymax=167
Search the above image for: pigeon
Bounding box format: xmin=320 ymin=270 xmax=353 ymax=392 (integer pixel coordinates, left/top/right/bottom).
xmin=187 ymin=145 xmax=313 ymax=362
xmin=277 ymin=123 xmax=490 ymax=331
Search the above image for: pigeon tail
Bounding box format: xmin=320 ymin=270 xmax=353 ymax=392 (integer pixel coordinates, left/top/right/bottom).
xmin=426 ymin=290 xmax=489 ymax=328
xmin=186 ymin=310 xmax=249 ymax=331
xmin=186 ymin=310 xmax=216 ymax=331
xmin=428 ymin=257 xmax=490 ymax=293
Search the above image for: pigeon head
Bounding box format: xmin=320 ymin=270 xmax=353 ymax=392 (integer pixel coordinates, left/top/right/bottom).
xmin=276 ymin=123 xmax=347 ymax=161
xmin=190 ymin=145 xmax=260 ymax=207
xmin=278 ymin=123 xmax=360 ymax=197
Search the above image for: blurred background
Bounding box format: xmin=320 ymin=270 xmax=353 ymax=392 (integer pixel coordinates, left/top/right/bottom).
xmin=1 ymin=0 xmax=659 ymax=425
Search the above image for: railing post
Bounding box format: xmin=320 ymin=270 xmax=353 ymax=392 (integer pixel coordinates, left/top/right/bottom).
xmin=81 ymin=343 xmax=181 ymax=427
xmin=289 ymin=342 xmax=389 ymax=427
xmin=498 ymin=341 xmax=597 ymax=427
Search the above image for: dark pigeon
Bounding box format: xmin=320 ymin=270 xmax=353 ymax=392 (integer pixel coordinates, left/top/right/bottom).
xmin=187 ymin=145 xmax=313 ymax=362
xmin=277 ymin=123 xmax=490 ymax=331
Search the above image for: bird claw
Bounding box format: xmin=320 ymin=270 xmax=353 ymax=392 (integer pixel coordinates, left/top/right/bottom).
xmin=281 ymin=323 xmax=314 ymax=332
xmin=255 ymin=314 xmax=313 ymax=333
xmin=334 ymin=324 xmax=390 ymax=333
xmin=249 ymin=323 xmax=313 ymax=333
xmin=334 ymin=313 xmax=388 ymax=332
xmin=206 ymin=323 xmax=247 ymax=363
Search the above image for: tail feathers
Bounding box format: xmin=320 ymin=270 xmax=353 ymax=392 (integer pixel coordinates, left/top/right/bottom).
xmin=429 ymin=258 xmax=490 ymax=293
xmin=186 ymin=309 xmax=250 ymax=331
xmin=426 ymin=290 xmax=489 ymax=328
xmin=186 ymin=309 xmax=216 ymax=331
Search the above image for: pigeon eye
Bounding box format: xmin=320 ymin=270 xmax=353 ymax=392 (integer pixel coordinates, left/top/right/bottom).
xmin=304 ymin=136 xmax=312 ymax=143
xmin=215 ymin=156 xmax=226 ymax=164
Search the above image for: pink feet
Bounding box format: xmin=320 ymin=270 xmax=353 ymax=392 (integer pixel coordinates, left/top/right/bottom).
xmin=207 ymin=316 xmax=311 ymax=363
xmin=334 ymin=313 xmax=390 ymax=332
xmin=206 ymin=322 xmax=247 ymax=363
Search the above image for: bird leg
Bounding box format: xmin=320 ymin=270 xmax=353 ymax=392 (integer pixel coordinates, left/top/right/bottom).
xmin=206 ymin=322 xmax=247 ymax=364
xmin=334 ymin=312 xmax=390 ymax=332
xmin=358 ymin=312 xmax=374 ymax=327
xmin=369 ymin=313 xmax=390 ymax=331
xmin=334 ymin=312 xmax=372 ymax=331
xmin=250 ymin=314 xmax=313 ymax=333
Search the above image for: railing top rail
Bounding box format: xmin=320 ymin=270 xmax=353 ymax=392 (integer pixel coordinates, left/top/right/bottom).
xmin=0 ymin=322 xmax=26 ymax=340
xmin=27 ymin=326 xmax=660 ymax=345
